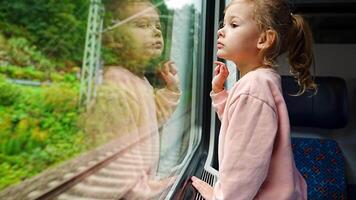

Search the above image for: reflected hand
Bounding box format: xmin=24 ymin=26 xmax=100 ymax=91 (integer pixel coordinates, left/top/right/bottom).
xmin=159 ymin=60 xmax=180 ymax=92
xmin=191 ymin=176 xmax=213 ymax=200
xmin=128 ymin=174 xmax=177 ymax=199
xmin=148 ymin=175 xmax=177 ymax=191
xmin=212 ymin=61 xmax=229 ymax=93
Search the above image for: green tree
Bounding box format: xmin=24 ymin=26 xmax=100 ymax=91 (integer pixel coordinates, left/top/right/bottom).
xmin=0 ymin=0 xmax=90 ymax=66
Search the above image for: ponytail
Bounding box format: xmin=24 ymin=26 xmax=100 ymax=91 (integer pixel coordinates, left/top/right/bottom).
xmin=287 ymin=14 xmax=317 ymax=96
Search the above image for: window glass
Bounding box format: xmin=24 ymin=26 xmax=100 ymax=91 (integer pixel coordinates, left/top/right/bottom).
xmin=0 ymin=0 xmax=204 ymax=199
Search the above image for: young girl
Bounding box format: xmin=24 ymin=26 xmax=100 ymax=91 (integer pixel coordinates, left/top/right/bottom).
xmin=83 ymin=0 xmax=180 ymax=199
xmin=192 ymin=0 xmax=316 ymax=199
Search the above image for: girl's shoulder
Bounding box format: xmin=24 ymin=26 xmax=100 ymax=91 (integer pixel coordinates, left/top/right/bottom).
xmin=231 ymin=68 xmax=281 ymax=108
xmin=104 ymin=66 xmax=134 ymax=81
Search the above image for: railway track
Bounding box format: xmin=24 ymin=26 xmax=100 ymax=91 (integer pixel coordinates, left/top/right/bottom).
xmin=0 ymin=134 xmax=190 ymax=200
xmin=1 ymin=111 xmax=192 ymax=200
xmin=0 ymin=133 xmax=163 ymax=200
xmin=51 ymin=136 xmax=160 ymax=200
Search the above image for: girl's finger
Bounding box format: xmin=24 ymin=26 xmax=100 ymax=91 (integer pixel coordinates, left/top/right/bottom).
xmin=191 ymin=177 xmax=213 ymax=200
xmin=214 ymin=65 xmax=220 ymax=76
xmin=164 ymin=60 xmax=174 ymax=67
xmin=192 ymin=181 xmax=210 ymax=197
xmin=169 ymin=62 xmax=178 ymax=75
xmin=163 ymin=61 xmax=172 ymax=74
xmin=214 ymin=61 xmax=226 ymax=76
xmin=160 ymin=71 xmax=168 ymax=82
xmin=192 ymin=180 xmax=205 ymax=191
xmin=214 ymin=60 xmax=225 ymax=66
xmin=191 ymin=177 xmax=208 ymax=188
xmin=163 ymin=60 xmax=178 ymax=75
xmin=220 ymin=65 xmax=229 ymax=76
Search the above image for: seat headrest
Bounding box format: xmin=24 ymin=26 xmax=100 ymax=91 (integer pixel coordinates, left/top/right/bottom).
xmin=282 ymin=76 xmax=348 ymax=129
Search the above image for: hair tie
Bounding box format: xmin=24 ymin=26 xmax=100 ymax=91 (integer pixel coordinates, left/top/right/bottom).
xmin=290 ymin=12 xmax=294 ymax=16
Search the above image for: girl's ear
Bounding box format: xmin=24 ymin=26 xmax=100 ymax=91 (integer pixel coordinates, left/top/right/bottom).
xmin=257 ymin=30 xmax=276 ymax=50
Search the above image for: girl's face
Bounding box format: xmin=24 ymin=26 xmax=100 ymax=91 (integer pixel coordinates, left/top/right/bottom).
xmin=126 ymin=2 xmax=164 ymax=59
xmin=217 ymin=0 xmax=261 ymax=63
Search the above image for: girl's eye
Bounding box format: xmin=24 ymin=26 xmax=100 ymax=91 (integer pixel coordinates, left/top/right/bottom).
xmin=156 ymin=24 xmax=162 ymax=30
xmin=231 ymin=23 xmax=239 ymax=28
xmin=134 ymin=22 xmax=149 ymax=28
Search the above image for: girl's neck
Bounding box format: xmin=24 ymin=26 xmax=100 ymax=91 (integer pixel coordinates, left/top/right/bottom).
xmin=234 ymin=60 xmax=265 ymax=77
xmin=105 ymin=66 xmax=146 ymax=80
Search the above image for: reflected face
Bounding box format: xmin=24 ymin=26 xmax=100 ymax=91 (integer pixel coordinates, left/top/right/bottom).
xmin=126 ymin=2 xmax=164 ymax=58
xmin=217 ymin=0 xmax=261 ymax=63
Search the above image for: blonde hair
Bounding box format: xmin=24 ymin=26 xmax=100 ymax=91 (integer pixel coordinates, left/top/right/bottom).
xmin=101 ymin=0 xmax=157 ymax=74
xmin=230 ymin=0 xmax=317 ymax=95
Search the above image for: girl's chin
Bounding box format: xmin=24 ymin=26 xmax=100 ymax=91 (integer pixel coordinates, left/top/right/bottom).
xmin=216 ymin=52 xmax=228 ymax=60
xmin=148 ymin=49 xmax=163 ymax=57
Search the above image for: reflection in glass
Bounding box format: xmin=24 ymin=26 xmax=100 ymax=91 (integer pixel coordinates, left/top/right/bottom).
xmin=0 ymin=0 xmax=204 ymax=199
xmin=81 ymin=0 xmax=181 ymax=198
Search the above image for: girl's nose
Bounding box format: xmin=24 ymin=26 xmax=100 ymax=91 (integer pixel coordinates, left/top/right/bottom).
xmin=153 ymin=27 xmax=162 ymax=38
xmin=217 ymin=28 xmax=224 ymax=38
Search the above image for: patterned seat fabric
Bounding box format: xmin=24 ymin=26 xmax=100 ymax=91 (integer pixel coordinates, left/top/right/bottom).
xmin=291 ymin=137 xmax=347 ymax=200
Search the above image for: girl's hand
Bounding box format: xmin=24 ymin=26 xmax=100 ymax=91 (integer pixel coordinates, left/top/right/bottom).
xmin=212 ymin=61 xmax=229 ymax=93
xmin=191 ymin=176 xmax=213 ymax=200
xmin=159 ymin=60 xmax=180 ymax=92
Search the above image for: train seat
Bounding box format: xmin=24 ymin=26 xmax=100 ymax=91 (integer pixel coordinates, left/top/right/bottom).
xmin=282 ymin=76 xmax=349 ymax=200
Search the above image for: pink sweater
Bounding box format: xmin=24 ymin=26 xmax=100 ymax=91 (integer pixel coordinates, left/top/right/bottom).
xmin=210 ymin=68 xmax=307 ymax=200
xmin=84 ymin=66 xmax=180 ymax=199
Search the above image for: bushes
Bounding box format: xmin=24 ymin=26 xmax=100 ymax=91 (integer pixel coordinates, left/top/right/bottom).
xmin=0 ymin=34 xmax=58 ymax=70
xmin=0 ymin=81 xmax=88 ymax=190
xmin=0 ymin=65 xmax=79 ymax=82
xmin=0 ymin=75 xmax=22 ymax=106
xmin=42 ymin=84 xmax=78 ymax=113
xmin=0 ymin=83 xmax=79 ymax=152
xmin=6 ymin=37 xmax=57 ymax=70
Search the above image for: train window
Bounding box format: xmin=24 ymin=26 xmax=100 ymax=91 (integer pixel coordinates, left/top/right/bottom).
xmin=0 ymin=0 xmax=205 ymax=199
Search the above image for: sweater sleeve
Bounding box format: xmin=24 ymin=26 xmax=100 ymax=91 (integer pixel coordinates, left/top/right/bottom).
xmin=210 ymin=89 xmax=228 ymax=121
xmin=154 ymin=87 xmax=181 ymax=127
xmin=213 ymin=94 xmax=278 ymax=200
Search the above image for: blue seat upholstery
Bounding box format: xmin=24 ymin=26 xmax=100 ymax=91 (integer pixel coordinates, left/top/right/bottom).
xmin=291 ymin=137 xmax=347 ymax=200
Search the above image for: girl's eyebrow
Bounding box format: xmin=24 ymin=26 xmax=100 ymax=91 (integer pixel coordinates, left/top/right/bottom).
xmin=130 ymin=18 xmax=160 ymax=26
xmin=228 ymin=15 xmax=242 ymax=21
xmin=135 ymin=16 xmax=160 ymax=22
xmin=223 ymin=15 xmax=241 ymax=23
xmin=102 ymin=2 xmax=164 ymax=32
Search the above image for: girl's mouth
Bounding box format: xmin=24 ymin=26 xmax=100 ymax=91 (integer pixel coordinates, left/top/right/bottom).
xmin=217 ymin=42 xmax=224 ymax=49
xmin=153 ymin=41 xmax=163 ymax=49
